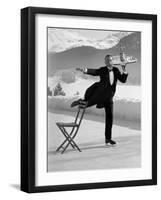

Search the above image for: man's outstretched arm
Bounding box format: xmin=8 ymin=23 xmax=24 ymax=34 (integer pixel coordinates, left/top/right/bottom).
xmin=76 ymin=67 xmax=101 ymax=76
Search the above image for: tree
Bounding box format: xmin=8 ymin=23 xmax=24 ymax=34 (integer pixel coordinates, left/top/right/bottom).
xmin=53 ymin=83 xmax=66 ymax=96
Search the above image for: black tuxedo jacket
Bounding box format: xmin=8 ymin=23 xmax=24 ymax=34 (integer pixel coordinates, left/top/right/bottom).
xmin=85 ymin=66 xmax=128 ymax=108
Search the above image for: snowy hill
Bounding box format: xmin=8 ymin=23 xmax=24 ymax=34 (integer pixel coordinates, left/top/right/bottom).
xmin=48 ymin=28 xmax=132 ymax=53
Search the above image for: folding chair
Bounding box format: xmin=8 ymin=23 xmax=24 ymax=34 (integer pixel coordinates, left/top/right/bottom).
xmin=56 ymin=105 xmax=86 ymax=154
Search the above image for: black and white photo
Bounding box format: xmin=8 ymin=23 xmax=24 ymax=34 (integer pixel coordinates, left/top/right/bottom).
xmin=47 ymin=28 xmax=141 ymax=172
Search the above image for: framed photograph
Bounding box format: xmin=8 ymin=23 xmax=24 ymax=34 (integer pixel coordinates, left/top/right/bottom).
xmin=21 ymin=7 xmax=157 ymax=193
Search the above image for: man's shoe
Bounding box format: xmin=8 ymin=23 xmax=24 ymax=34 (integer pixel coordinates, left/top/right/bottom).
xmin=79 ymin=100 xmax=87 ymax=105
xmin=79 ymin=101 xmax=88 ymax=109
xmin=71 ymin=99 xmax=87 ymax=107
xmin=71 ymin=99 xmax=81 ymax=107
xmin=106 ymin=139 xmax=116 ymax=146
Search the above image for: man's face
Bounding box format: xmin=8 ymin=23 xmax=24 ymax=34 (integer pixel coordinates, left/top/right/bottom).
xmin=105 ymin=56 xmax=113 ymax=66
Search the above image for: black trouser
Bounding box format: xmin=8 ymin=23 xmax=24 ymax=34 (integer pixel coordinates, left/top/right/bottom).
xmin=84 ymin=84 xmax=114 ymax=142
xmin=104 ymin=102 xmax=113 ymax=142
xmin=84 ymin=82 xmax=99 ymax=107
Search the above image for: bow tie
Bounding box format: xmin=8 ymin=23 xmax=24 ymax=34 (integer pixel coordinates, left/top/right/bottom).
xmin=108 ymin=68 xmax=113 ymax=72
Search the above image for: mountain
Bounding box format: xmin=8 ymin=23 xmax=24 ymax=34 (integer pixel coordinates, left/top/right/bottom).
xmin=48 ymin=28 xmax=132 ymax=53
xmin=48 ymin=32 xmax=141 ymax=85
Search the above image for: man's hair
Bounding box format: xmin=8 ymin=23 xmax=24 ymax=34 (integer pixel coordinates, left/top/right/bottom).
xmin=105 ymin=55 xmax=112 ymax=60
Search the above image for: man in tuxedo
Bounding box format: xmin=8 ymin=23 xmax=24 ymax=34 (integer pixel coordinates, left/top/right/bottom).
xmin=71 ymin=55 xmax=128 ymax=146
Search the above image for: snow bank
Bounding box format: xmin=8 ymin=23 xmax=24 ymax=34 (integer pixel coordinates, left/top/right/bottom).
xmin=48 ymin=97 xmax=140 ymax=122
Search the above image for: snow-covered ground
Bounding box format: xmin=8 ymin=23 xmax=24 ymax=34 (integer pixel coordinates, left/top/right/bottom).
xmin=48 ymin=111 xmax=141 ymax=172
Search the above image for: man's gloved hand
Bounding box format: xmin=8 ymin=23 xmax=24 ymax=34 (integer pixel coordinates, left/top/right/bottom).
xmin=76 ymin=67 xmax=87 ymax=73
xmin=76 ymin=67 xmax=83 ymax=72
xmin=121 ymin=64 xmax=127 ymax=74
xmin=122 ymin=64 xmax=126 ymax=71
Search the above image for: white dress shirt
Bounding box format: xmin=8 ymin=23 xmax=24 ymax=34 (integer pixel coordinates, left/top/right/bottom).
xmin=108 ymin=66 xmax=128 ymax=85
xmin=109 ymin=70 xmax=114 ymax=85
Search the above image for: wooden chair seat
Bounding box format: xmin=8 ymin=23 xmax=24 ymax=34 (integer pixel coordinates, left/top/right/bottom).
xmin=56 ymin=122 xmax=79 ymax=127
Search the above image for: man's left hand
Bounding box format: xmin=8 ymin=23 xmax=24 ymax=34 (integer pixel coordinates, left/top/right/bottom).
xmin=121 ymin=64 xmax=127 ymax=73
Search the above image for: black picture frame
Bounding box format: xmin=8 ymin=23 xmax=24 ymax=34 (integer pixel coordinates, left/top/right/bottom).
xmin=21 ymin=6 xmax=157 ymax=193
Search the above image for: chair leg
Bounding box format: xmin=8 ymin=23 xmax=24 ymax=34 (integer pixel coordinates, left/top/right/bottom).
xmin=56 ymin=126 xmax=76 ymax=152
xmin=61 ymin=128 xmax=81 ymax=154
xmin=62 ymin=142 xmax=81 ymax=154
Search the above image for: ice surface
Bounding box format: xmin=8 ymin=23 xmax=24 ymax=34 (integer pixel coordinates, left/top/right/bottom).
xmin=48 ymin=111 xmax=141 ymax=172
